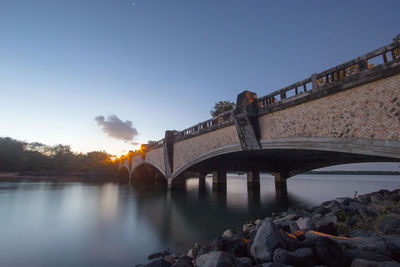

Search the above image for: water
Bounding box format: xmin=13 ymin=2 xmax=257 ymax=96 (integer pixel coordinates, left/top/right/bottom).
xmin=0 ymin=174 xmax=398 ymax=266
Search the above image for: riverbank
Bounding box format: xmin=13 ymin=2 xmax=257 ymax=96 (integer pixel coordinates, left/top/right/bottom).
xmin=0 ymin=171 xmax=117 ymax=182
xmin=144 ymin=189 xmax=400 ymax=266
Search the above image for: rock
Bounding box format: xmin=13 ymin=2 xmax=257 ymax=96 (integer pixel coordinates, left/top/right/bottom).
xmin=382 ymin=235 xmax=400 ymax=262
xmin=274 ymin=214 xmax=300 ymax=224
xmin=145 ymin=258 xmax=171 ymax=267
xmin=237 ymin=257 xmax=253 ymax=265
xmin=255 ymin=219 xmax=262 ymax=225
xmin=349 ymin=229 xmax=380 ymax=238
xmin=148 ymin=251 xmax=169 ymax=260
xmin=336 ymin=197 xmax=352 ymax=204
xmin=379 ymin=215 xmax=400 ymax=234
xmin=288 ymin=221 xmax=299 ymax=233
xmin=195 ymin=251 xmax=242 ymax=267
xmin=171 ymin=256 xmax=192 ymax=267
xmin=186 ymin=249 xmax=193 ymax=258
xmin=313 ymin=206 xmax=329 ymax=215
xmin=350 ymin=258 xmax=400 ymax=267
xmin=314 ymin=237 xmax=351 ymax=267
xmin=243 ymin=223 xmax=254 ymax=232
xmin=273 ymin=247 xmax=317 ymax=267
xmin=262 ymin=263 xmax=294 ymax=267
xmin=344 ymin=249 xmax=394 ymax=262
xmin=312 ymin=215 xmax=338 ymax=235
xmin=296 ymin=217 xmax=312 ymax=231
xmin=250 ymin=219 xmax=286 ymax=262
xmin=222 ymin=229 xmax=234 ymax=238
xmin=164 ymin=255 xmax=176 ymax=265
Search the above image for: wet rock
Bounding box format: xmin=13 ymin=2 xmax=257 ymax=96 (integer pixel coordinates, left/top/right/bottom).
xmin=195 ymin=251 xmax=242 ymax=267
xmin=171 ymin=256 xmax=192 ymax=267
xmin=296 ymin=217 xmax=312 ymax=231
xmin=350 ymin=258 xmax=400 ymax=267
xmin=145 ymin=258 xmax=171 ymax=267
xmin=312 ymin=215 xmax=338 ymax=235
xmin=274 ymin=214 xmax=300 ymax=224
xmin=273 ymin=247 xmax=317 ymax=267
xmin=314 ymin=237 xmax=350 ymax=267
xmin=222 ymin=229 xmax=233 ymax=238
xmin=250 ymin=219 xmax=285 ymax=262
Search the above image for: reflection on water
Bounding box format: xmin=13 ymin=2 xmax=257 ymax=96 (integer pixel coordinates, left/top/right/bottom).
xmin=0 ymin=174 xmax=398 ymax=266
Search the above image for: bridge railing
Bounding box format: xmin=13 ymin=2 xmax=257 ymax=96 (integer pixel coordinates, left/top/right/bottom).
xmin=173 ymin=110 xmax=234 ymax=141
xmin=257 ymin=40 xmax=400 ymax=111
xmin=144 ymin=38 xmax=400 ymax=149
xmin=147 ymin=139 xmax=165 ymax=149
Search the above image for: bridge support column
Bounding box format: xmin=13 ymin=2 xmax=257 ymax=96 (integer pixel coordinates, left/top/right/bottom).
xmin=212 ymin=169 xmax=227 ymax=192
xmin=272 ymin=171 xmax=289 ymax=204
xmin=198 ymin=173 xmax=206 ymax=192
xmin=247 ymin=170 xmax=260 ymax=192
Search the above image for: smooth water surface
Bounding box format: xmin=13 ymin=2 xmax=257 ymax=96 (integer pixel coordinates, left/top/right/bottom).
xmin=0 ymin=174 xmax=399 ymax=266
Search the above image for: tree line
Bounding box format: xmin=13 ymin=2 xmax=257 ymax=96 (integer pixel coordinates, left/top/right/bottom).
xmin=0 ymin=137 xmax=117 ymax=175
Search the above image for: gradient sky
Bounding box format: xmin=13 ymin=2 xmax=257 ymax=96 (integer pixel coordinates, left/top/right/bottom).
xmin=0 ymin=0 xmax=399 ymax=170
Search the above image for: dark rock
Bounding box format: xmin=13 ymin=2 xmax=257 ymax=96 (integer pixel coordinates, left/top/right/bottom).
xmin=273 ymin=247 xmax=317 ymax=267
xmin=237 ymin=257 xmax=253 ymax=265
xmin=357 ymin=196 xmax=371 ymax=204
xmin=344 ymin=248 xmax=394 ymax=262
xmin=262 ymin=263 xmax=294 ymax=267
xmin=349 ymin=229 xmax=380 ymax=238
xmin=313 ymin=206 xmax=329 ymax=215
xmin=171 ymin=256 xmax=192 ymax=267
xmin=350 ymin=258 xmax=400 ymax=267
xmin=195 ymin=251 xmax=242 ymax=267
xmin=314 ymin=237 xmax=351 ymax=267
xmin=145 ymin=259 xmax=171 ymax=267
xmin=148 ymin=251 xmax=169 ymax=260
xmin=250 ymin=219 xmax=287 ymax=262
xmin=379 ymin=215 xmax=400 ymax=234
xmin=383 ymin=194 xmax=400 ymax=202
xmin=382 ymin=235 xmax=400 ymax=262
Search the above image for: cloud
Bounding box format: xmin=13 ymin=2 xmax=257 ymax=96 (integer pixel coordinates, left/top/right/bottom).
xmin=95 ymin=115 xmax=138 ymax=142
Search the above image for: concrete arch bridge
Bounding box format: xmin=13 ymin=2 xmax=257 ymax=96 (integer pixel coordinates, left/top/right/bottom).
xmin=119 ymin=38 xmax=400 ymax=198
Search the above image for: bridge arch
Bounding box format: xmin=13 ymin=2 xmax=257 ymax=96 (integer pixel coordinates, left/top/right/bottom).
xmin=131 ymin=162 xmax=167 ymax=187
xmin=171 ymin=137 xmax=400 ymax=180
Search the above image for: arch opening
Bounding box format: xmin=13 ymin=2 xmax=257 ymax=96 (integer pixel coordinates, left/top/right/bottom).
xmin=132 ymin=163 xmax=167 ymax=189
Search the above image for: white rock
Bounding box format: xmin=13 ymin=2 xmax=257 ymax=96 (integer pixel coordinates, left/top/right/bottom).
xmin=296 ymin=217 xmax=312 ymax=231
xmin=222 ymin=229 xmax=233 ymax=238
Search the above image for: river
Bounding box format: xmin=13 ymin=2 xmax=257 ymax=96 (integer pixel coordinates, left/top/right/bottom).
xmin=0 ymin=174 xmax=398 ymax=266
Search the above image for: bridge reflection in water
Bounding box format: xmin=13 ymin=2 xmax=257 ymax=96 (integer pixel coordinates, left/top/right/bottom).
xmin=119 ymin=36 xmax=400 ymax=201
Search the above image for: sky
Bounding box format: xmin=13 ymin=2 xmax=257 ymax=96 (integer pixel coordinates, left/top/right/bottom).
xmin=0 ymin=0 xmax=399 ymax=171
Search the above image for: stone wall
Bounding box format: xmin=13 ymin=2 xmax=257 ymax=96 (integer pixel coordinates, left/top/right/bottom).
xmin=173 ymin=124 xmax=240 ymax=172
xmin=146 ymin=147 xmax=165 ymax=173
xmin=259 ymin=74 xmax=400 ymax=141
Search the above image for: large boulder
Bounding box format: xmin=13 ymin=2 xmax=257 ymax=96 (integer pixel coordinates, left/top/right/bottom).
xmin=314 ymin=237 xmax=351 ymax=267
xmin=273 ymin=247 xmax=317 ymax=267
xmin=195 ymin=251 xmax=245 ymax=267
xmin=350 ymin=258 xmax=400 ymax=267
xmin=250 ymin=219 xmax=286 ymax=262
xmin=145 ymin=258 xmax=172 ymax=267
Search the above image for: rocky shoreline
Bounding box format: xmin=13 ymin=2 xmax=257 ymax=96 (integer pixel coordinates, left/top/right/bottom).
xmin=143 ymin=189 xmax=400 ymax=267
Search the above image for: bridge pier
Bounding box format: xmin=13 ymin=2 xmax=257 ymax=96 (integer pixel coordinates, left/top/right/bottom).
xmin=170 ymin=176 xmax=186 ymax=190
xmin=247 ymin=170 xmax=260 ymax=192
xmin=212 ymin=169 xmax=227 ymax=191
xmin=272 ymin=171 xmax=289 ymax=203
xmin=198 ymin=173 xmax=206 ymax=192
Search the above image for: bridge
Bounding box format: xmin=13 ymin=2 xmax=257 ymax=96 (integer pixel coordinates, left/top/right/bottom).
xmin=119 ymin=37 xmax=400 ymax=198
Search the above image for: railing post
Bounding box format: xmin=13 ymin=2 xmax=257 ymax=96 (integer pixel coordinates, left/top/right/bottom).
xmin=311 ymin=73 xmax=318 ymax=90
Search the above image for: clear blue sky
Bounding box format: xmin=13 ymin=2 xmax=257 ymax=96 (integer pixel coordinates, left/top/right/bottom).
xmin=1 ymin=0 xmax=399 ymax=160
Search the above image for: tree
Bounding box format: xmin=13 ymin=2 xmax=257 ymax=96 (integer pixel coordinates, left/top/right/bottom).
xmin=210 ymin=101 xmax=235 ymax=117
